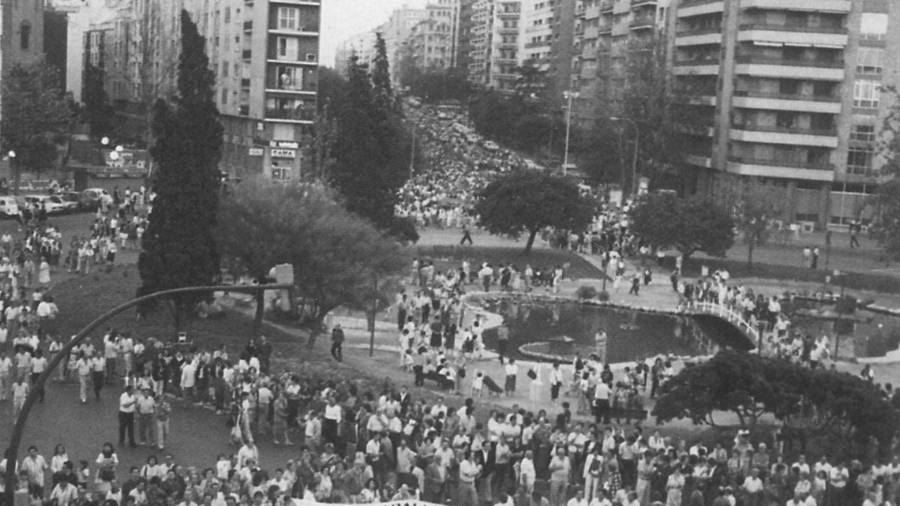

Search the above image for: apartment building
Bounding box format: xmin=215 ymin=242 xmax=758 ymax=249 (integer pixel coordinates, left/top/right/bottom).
xmin=333 ymin=27 xmax=380 ymax=73
xmin=571 ymin=0 xmax=669 ymax=125
xmin=517 ymin=0 xmax=576 ymax=105
xmin=87 ymin=0 xmax=320 ymax=181
xmin=1 ymin=0 xmax=46 ymax=74
xmin=466 ymin=0 xmax=522 ymax=91
xmin=383 ymin=7 xmax=430 ymax=84
xmin=670 ymin=0 xmax=900 ymax=230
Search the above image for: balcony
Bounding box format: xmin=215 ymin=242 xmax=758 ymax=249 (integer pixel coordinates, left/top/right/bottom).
xmin=675 ymin=30 xmax=723 ymax=46
xmin=677 ymin=0 xmax=724 ymax=18
xmin=498 ymin=10 xmax=521 ymax=19
xmin=598 ymin=24 xmax=612 ymax=35
xmin=732 ymin=90 xmax=842 ymax=114
xmin=631 ymin=0 xmax=657 ymax=8
xmin=726 ymin=157 xmax=835 ymax=182
xmin=268 ymin=24 xmax=319 ymax=36
xmin=729 ymin=124 xmax=838 ymax=148
xmin=270 ymin=0 xmax=321 ymax=5
xmin=600 ymin=0 xmax=614 ymax=12
xmin=242 ymin=49 xmax=252 ymax=60
xmin=243 ymin=21 xmax=253 ymax=31
xmin=735 ymin=55 xmax=844 ymax=80
xmin=264 ymin=106 xmax=315 ymax=123
xmin=738 ymin=23 xmax=848 ymax=46
xmin=740 ymin=0 xmax=850 ymax=12
xmin=685 ymin=154 xmax=713 ymax=168
xmin=630 ymin=15 xmax=655 ymax=29
xmin=728 ymin=155 xmax=833 ymax=171
xmin=498 ymin=27 xmax=518 ymax=34
xmin=241 ymin=78 xmax=251 ymax=88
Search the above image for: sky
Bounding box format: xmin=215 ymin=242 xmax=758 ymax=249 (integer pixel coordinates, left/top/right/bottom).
xmin=320 ymin=0 xmax=427 ymax=68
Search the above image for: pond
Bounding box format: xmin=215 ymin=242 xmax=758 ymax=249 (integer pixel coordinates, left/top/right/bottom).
xmin=476 ymin=296 xmax=720 ymax=363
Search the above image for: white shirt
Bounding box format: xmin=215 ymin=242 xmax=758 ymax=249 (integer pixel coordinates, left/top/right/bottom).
xmin=324 ymin=403 xmax=342 ymax=422
xmin=119 ymin=392 xmax=136 ymax=413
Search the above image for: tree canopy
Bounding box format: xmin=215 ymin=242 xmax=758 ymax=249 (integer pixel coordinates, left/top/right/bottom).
xmin=329 ymin=38 xmax=412 ymax=239
xmin=718 ymin=176 xmax=786 ymax=265
xmin=138 ymin=10 xmax=223 ymax=327
xmin=474 ymin=171 xmax=596 ymax=253
xmin=629 ymin=193 xmax=735 ymax=259
xmin=1 ymin=61 xmax=74 ymax=186
xmin=217 ymin=179 xmax=408 ymax=347
xmin=654 ymin=350 xmax=898 ymax=459
xmin=870 ymin=178 xmax=900 ymax=261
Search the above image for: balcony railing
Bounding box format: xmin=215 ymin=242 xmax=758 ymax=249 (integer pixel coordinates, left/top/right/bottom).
xmin=735 ymin=55 xmax=844 ymax=68
xmin=676 ymin=26 xmax=722 ymax=36
xmin=738 ymin=22 xmax=848 ymax=34
xmin=732 ymin=90 xmax=841 ymax=102
xmin=631 ymin=0 xmax=657 ymax=7
xmin=728 ymin=155 xmax=834 ymax=171
xmin=732 ymin=124 xmax=837 ymax=136
xmin=600 ymin=0 xmax=614 ymax=12
xmin=265 ymin=107 xmax=315 ymax=121
xmin=674 ymin=57 xmax=720 ymax=65
xmin=630 ymin=16 xmax=656 ymax=28
xmin=680 ymin=0 xmax=722 ymax=5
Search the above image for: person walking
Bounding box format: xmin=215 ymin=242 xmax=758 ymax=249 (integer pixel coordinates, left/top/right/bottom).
xmin=460 ymin=226 xmax=473 ymax=246
xmin=91 ymin=353 xmax=105 ymax=401
xmin=497 ymin=323 xmax=509 ymax=364
xmin=118 ymin=385 xmax=137 ymax=448
xmin=75 ymin=353 xmax=91 ymax=403
xmin=330 ymin=324 xmax=344 ymax=362
xmin=136 ymin=388 xmax=156 ymax=446
xmin=155 ymin=394 xmax=171 ymax=450
xmin=548 ymin=447 xmax=570 ymax=506
xmin=0 ymin=352 xmax=12 ymax=401
xmin=29 ymin=350 xmax=48 ymax=403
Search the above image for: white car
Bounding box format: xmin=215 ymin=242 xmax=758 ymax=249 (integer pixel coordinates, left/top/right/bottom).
xmin=24 ymin=194 xmax=67 ymax=214
xmin=0 ymin=197 xmax=18 ymax=218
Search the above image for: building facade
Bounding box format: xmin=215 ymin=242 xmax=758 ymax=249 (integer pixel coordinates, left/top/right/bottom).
xmin=669 ymin=0 xmax=900 ymax=230
xmin=85 ymin=0 xmax=320 ymax=181
xmin=408 ymin=1 xmax=458 ymax=71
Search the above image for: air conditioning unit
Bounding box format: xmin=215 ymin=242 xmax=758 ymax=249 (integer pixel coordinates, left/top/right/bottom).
xmin=305 ymin=53 xmax=317 ymax=62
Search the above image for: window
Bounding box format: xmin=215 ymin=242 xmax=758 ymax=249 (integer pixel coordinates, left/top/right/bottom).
xmin=847 ymin=146 xmax=874 ymax=174
xmin=222 ymin=61 xmax=229 ymax=77
xmin=20 ymin=21 xmax=30 ymax=50
xmin=860 ymin=13 xmax=888 ymax=41
xmin=221 ymin=88 xmax=228 ymax=105
xmin=277 ymin=37 xmax=298 ymax=59
xmin=853 ymin=80 xmax=880 ymax=108
xmin=850 ymin=125 xmax=876 ymax=143
xmin=272 ymin=167 xmax=290 ymax=180
xmin=278 ymin=7 xmax=298 ymax=30
xmin=224 ymin=7 xmax=231 ymax=23
xmin=856 ymin=47 xmax=884 ymax=74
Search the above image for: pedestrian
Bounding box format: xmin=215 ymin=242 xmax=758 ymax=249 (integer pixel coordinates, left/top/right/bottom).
xmin=811 ymin=248 xmax=819 ymax=270
xmin=0 ymin=352 xmax=12 ymax=401
xmin=11 ymin=375 xmax=29 ymax=417
xmin=118 ymin=385 xmax=137 ymax=448
xmin=91 ymin=353 xmax=105 ymax=400
xmin=497 ymin=322 xmax=509 ymax=364
xmin=629 ymin=273 xmax=640 ymax=295
xmin=504 ymin=359 xmax=518 ymax=396
xmin=330 ymin=324 xmax=344 ymax=362
xmin=548 ymin=447 xmax=570 ymax=506
xmin=94 ymin=443 xmax=118 ymax=494
xmin=136 ymin=388 xmax=156 ymax=446
xmin=29 ymin=349 xmax=47 ymax=402
xmin=155 ymin=394 xmax=171 ymax=450
xmin=460 ymin=226 xmax=473 ymax=246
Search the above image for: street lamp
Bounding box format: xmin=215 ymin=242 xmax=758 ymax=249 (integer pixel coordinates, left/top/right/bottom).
xmin=610 ymin=116 xmax=639 ymax=197
xmin=562 ymin=90 xmax=580 ymax=177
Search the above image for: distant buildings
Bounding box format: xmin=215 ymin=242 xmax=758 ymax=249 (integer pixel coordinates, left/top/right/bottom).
xmin=76 ymin=0 xmax=321 ymax=181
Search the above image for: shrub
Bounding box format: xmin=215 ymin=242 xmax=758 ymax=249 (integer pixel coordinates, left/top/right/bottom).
xmin=596 ymin=290 xmax=610 ymax=302
xmin=576 ymin=285 xmax=598 ymax=300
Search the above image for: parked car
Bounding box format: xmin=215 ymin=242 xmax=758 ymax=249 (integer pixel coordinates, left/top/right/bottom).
xmin=50 ymin=194 xmax=79 ymax=213
xmin=60 ymin=191 xmax=88 ymax=212
xmin=0 ymin=197 xmax=19 ymax=219
xmin=81 ymin=188 xmax=110 ymax=210
xmin=23 ymin=194 xmax=67 ymax=214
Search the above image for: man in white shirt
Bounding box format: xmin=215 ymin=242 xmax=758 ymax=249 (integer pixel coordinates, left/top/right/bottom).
xmin=118 ymin=385 xmax=137 ymax=447
xmin=180 ymin=359 xmax=197 ymax=402
xmin=30 ymin=350 xmax=48 ymax=402
xmin=566 ymin=490 xmax=587 ymax=506
xmin=136 ymin=389 xmax=157 ymax=446
xmin=0 ymin=353 xmax=11 ymax=401
xmin=504 ymin=359 xmax=518 ymax=396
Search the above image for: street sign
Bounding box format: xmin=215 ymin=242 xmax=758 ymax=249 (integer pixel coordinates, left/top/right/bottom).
xmin=270 ymin=148 xmax=296 ymax=159
xmin=248 ymin=147 xmax=264 ymax=156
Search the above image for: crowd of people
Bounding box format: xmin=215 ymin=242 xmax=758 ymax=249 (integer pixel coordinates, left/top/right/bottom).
xmin=5 ymin=348 xmax=899 ymax=506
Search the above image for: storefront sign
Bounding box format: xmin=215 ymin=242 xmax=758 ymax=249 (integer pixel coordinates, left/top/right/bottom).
xmin=248 ymin=147 xmax=265 ymax=156
xmin=270 ymin=148 xmax=296 ymax=159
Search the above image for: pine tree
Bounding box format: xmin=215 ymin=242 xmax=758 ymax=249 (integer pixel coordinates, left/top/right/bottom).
xmin=138 ymin=10 xmax=223 ymax=328
xmin=371 ymin=33 xmax=395 ymax=113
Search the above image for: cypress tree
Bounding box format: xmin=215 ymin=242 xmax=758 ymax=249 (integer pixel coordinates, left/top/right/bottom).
xmin=138 ymin=10 xmax=223 ymax=327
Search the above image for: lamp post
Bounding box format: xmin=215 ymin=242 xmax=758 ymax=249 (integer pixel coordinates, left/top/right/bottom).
xmin=610 ymin=116 xmax=639 ymax=196
xmin=562 ymin=90 xmax=579 ymax=177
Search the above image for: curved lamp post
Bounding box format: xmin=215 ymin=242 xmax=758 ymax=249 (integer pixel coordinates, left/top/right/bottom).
xmin=3 ymin=283 xmax=293 ymax=502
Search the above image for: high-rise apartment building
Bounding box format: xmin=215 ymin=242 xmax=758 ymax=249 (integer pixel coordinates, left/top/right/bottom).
xmin=466 ymin=0 xmax=521 ymax=91
xmin=383 ymin=7 xmax=430 ymax=84
xmin=87 ymin=0 xmax=320 ymax=181
xmin=571 ymin=0 xmax=669 ymax=124
xmin=518 ymin=0 xmax=576 ymax=105
xmin=670 ymin=0 xmax=899 ymax=230
xmin=334 ymin=27 xmax=380 ymax=73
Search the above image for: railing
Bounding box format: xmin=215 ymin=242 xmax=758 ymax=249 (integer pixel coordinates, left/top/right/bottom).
xmin=674 ymin=57 xmax=720 ymax=65
xmin=732 ymin=90 xmax=841 ymax=102
xmin=735 ymin=55 xmax=844 ymax=68
xmin=732 ymin=123 xmax=837 ymax=137
xmin=676 ymin=26 xmax=722 ymax=36
xmin=727 ymin=155 xmax=834 ymax=171
xmin=689 ymin=301 xmax=760 ymax=350
xmin=738 ymin=22 xmax=847 ymax=34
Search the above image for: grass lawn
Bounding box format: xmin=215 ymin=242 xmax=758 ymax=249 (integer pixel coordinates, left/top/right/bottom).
xmin=48 ymin=265 xmax=353 ymax=381
xmin=415 ymin=245 xmax=605 ymax=279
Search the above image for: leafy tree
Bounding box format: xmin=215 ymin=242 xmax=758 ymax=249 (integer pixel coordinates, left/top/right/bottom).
xmin=719 ymin=176 xmax=786 ymax=265
xmin=1 ymin=61 xmax=74 ymax=190
xmin=870 ymin=178 xmax=900 ymax=261
xmin=409 ymin=68 xmax=472 ymax=103
xmin=82 ymin=63 xmax=115 ymax=140
xmin=371 ymin=33 xmax=395 ymax=113
xmin=654 ymin=350 xmax=898 ymax=459
xmin=474 ymin=171 xmax=596 ymax=253
xmin=330 ymin=54 xmax=411 ymax=237
xmin=138 ymin=10 xmax=223 ymax=328
xmin=218 ymin=180 xmax=408 ymax=348
xmin=629 ymin=193 xmax=734 ymax=259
